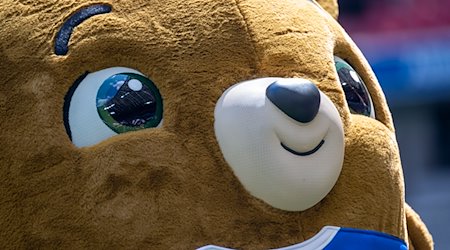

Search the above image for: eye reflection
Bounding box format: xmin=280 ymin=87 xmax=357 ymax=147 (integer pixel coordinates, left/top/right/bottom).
xmin=334 ymin=56 xmax=375 ymax=118
xmin=96 ymin=73 xmax=163 ymax=133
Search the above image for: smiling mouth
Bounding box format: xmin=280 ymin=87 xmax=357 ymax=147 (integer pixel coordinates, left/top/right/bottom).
xmin=281 ymin=140 xmax=325 ymax=156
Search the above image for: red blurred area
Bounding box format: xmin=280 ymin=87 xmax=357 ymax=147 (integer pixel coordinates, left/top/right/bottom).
xmin=339 ymin=0 xmax=450 ymax=34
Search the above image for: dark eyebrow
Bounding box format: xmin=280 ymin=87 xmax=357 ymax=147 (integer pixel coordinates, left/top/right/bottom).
xmin=54 ymin=4 xmax=112 ymax=56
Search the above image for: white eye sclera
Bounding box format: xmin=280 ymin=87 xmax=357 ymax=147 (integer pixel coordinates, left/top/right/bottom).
xmin=64 ymin=67 xmax=163 ymax=148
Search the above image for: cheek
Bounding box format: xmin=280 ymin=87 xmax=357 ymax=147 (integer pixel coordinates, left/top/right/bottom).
xmin=342 ymin=115 xmax=403 ymax=198
xmin=334 ymin=115 xmax=404 ymax=230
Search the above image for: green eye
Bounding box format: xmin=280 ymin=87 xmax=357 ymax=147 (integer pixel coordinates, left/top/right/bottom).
xmin=334 ymin=56 xmax=375 ymax=118
xmin=96 ymin=73 xmax=163 ymax=133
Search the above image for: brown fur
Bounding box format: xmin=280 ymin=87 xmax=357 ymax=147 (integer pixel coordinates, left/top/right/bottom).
xmin=0 ymin=0 xmax=432 ymax=249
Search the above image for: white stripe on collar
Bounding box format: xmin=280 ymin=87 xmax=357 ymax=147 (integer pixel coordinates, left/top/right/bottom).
xmin=197 ymin=226 xmax=340 ymax=250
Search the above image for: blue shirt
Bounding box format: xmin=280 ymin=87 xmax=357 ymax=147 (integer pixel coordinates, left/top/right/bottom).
xmin=198 ymin=226 xmax=407 ymax=250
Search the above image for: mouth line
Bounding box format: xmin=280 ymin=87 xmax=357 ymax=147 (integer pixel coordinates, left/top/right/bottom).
xmin=280 ymin=139 xmax=325 ymax=156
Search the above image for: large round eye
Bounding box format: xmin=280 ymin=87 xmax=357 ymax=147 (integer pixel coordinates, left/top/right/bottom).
xmin=334 ymin=56 xmax=375 ymax=118
xmin=64 ymin=67 xmax=163 ymax=147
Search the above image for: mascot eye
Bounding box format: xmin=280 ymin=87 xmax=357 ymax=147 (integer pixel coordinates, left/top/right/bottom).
xmin=64 ymin=67 xmax=163 ymax=147
xmin=334 ymin=56 xmax=375 ymax=118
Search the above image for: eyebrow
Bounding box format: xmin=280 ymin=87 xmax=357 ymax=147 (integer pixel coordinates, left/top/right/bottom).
xmin=54 ymin=4 xmax=112 ymax=56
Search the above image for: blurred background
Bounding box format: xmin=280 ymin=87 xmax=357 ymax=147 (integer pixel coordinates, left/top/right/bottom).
xmin=338 ymin=0 xmax=450 ymax=248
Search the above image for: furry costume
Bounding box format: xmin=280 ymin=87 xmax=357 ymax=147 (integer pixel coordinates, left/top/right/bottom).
xmin=0 ymin=0 xmax=433 ymax=249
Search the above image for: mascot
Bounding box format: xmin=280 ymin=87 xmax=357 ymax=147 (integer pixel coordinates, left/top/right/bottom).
xmin=0 ymin=0 xmax=434 ymax=249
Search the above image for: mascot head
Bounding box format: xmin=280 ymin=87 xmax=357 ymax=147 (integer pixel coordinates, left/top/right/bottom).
xmin=0 ymin=0 xmax=433 ymax=249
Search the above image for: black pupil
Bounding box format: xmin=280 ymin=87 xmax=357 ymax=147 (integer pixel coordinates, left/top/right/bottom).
xmin=337 ymin=67 xmax=371 ymax=116
xmin=105 ymin=78 xmax=156 ymax=127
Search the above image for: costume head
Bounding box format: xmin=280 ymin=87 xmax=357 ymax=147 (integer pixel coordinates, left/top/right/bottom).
xmin=0 ymin=0 xmax=433 ymax=249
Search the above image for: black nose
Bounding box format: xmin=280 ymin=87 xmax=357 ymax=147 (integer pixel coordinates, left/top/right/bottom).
xmin=266 ymin=79 xmax=321 ymax=123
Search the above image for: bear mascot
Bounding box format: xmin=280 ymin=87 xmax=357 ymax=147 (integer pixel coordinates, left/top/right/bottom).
xmin=0 ymin=0 xmax=434 ymax=249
